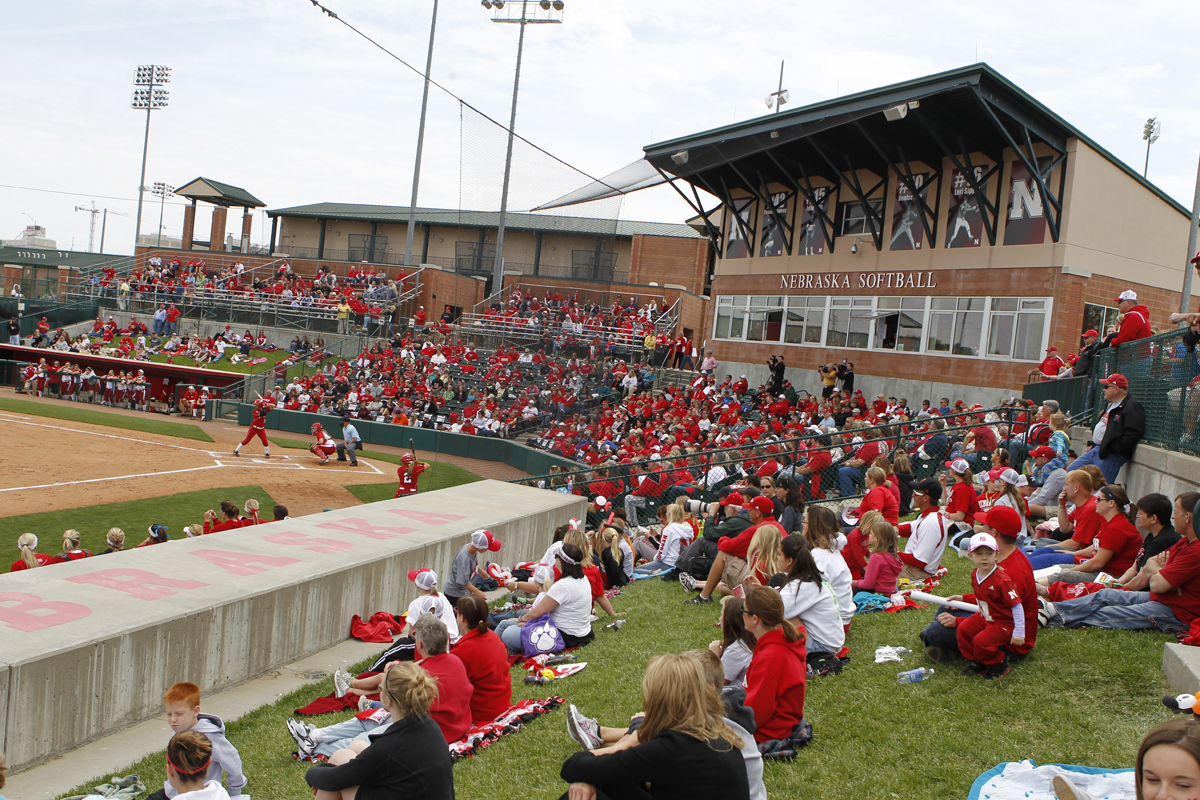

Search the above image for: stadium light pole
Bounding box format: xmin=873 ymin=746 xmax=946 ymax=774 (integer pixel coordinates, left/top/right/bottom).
xmin=131 ymin=65 xmax=171 ymax=253
xmin=481 ymin=0 xmax=564 ymax=296
xmin=1180 ymin=150 xmax=1200 ymax=316
xmin=1143 ymin=117 xmax=1161 ymax=178
xmin=152 ymin=182 xmax=174 ymax=248
xmin=402 ymin=0 xmax=440 ymax=273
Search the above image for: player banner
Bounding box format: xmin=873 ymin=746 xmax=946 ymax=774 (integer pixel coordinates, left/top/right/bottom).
xmin=759 ymin=192 xmax=789 ymax=257
xmin=1003 ymin=157 xmax=1055 ymax=246
xmin=946 ymin=166 xmax=986 ymax=248
xmin=795 ymin=186 xmax=829 ymax=256
xmin=889 ymin=173 xmax=928 ymax=251
xmin=725 ymin=197 xmax=754 ymax=259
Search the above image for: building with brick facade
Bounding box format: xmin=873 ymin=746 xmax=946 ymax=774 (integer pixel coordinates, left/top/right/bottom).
xmin=640 ymin=64 xmax=1193 ymax=403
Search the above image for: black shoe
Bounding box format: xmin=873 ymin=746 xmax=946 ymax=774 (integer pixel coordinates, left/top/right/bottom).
xmin=925 ymin=645 xmax=953 ymax=664
xmin=981 ymin=661 xmax=1010 ymax=680
xmin=961 ymin=660 xmax=985 ymax=676
xmin=349 ymin=462 xmax=358 ymax=467
xmin=233 ymin=451 xmax=240 ymax=457
xmin=684 ymin=595 xmax=713 ymax=605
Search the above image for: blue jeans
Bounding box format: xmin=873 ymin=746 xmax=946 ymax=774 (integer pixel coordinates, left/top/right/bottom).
xmin=313 ymin=717 xmax=383 ymax=758
xmin=496 ymin=618 xmax=524 ymax=650
xmin=1067 ymin=448 xmax=1129 ymax=485
xmin=1046 ymin=588 xmax=1184 ymax=632
xmin=838 ymin=465 xmax=865 ymax=496
xmin=632 ymin=559 xmax=674 ymax=575
xmin=1027 ymin=549 xmax=1078 ymax=571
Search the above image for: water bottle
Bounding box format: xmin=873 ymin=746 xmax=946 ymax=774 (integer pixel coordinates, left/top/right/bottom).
xmin=896 ymin=667 xmax=934 ymax=684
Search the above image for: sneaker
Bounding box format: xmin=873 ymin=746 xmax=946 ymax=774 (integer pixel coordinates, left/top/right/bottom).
xmin=1053 ymin=775 xmax=1097 ymax=800
xmin=285 ymin=718 xmax=317 ymax=756
xmin=684 ymin=595 xmax=713 ymax=605
xmin=357 ymin=695 xmax=373 ymax=712
xmin=232 ymin=450 xmax=240 ymax=457
xmin=566 ymin=704 xmax=604 ymax=751
xmin=679 ymin=572 xmax=698 ymax=592
xmin=981 ymin=661 xmax=1010 ymax=680
xmin=960 ymin=660 xmax=985 ymax=676
xmin=333 ymin=669 xmax=352 ymax=698
xmin=924 ymin=645 xmax=952 ymax=664
xmin=1038 ymin=597 xmax=1058 ymax=628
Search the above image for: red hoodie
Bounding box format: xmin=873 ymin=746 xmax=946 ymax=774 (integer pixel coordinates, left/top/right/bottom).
xmin=744 ymin=627 xmax=807 ymax=742
xmin=1110 ymin=304 xmax=1151 ymax=347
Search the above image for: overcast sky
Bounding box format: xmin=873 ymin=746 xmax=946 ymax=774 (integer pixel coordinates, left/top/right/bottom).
xmin=3 ymin=0 xmax=1199 ymax=255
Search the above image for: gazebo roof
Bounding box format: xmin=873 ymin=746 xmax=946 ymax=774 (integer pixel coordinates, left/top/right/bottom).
xmin=175 ymin=177 xmax=265 ymax=208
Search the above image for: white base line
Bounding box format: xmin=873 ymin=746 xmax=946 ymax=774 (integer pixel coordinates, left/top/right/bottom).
xmin=0 ymin=417 xmax=216 ymax=453
xmin=0 ymin=466 xmax=221 ymax=494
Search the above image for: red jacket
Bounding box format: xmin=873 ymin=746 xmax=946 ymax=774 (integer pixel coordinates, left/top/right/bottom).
xmin=417 ymin=651 xmax=474 ymax=742
xmin=1110 ymin=304 xmax=1152 ymax=347
xmin=450 ymin=627 xmax=512 ymax=724
xmin=744 ymin=628 xmax=807 ymax=742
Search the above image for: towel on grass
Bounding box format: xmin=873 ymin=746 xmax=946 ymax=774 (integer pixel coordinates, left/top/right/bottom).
xmin=294 ymin=671 xmax=381 ymax=715
xmin=351 ymin=612 xmax=404 ymax=642
xmin=968 ymin=760 xmax=1134 ymax=800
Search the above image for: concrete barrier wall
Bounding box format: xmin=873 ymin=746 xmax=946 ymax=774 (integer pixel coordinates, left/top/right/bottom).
xmin=1125 ymin=444 xmax=1200 ymax=500
xmin=0 ymin=480 xmax=585 ymax=771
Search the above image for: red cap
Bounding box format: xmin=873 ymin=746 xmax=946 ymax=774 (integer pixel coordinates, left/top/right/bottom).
xmin=1099 ymin=374 xmax=1129 ymax=389
xmin=978 ymin=506 xmax=1023 ymax=537
xmin=747 ymin=496 xmax=775 ymax=516
xmin=471 ymin=529 xmax=502 ymax=552
xmin=1029 ymin=445 xmax=1056 ymax=459
xmin=720 ymin=492 xmax=745 ymax=506
xmin=1046 ymin=346 xmax=1058 ymax=352
xmin=1083 ymin=329 xmax=1099 ymax=338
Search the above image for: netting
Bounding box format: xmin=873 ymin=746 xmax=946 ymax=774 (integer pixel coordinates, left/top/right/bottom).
xmin=1092 ymin=327 xmax=1200 ymax=456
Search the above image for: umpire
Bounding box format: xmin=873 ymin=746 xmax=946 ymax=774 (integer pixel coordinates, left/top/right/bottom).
xmin=337 ymin=416 xmax=361 ymax=466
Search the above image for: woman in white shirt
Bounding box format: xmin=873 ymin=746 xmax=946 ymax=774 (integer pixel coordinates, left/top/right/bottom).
xmin=804 ymin=507 xmax=855 ymax=629
xmin=500 ymin=544 xmax=595 ymax=650
xmin=632 ymin=503 xmax=693 ymax=575
xmin=776 ymin=536 xmax=845 ymax=654
xmin=710 ymin=595 xmax=756 ymax=686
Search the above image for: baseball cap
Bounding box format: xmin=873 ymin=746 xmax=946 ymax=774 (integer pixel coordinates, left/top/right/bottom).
xmin=988 ymin=467 xmax=1021 ymax=486
xmin=471 ymin=529 xmax=502 ymax=552
xmin=1116 ymin=290 xmax=1139 ymax=303
xmin=593 ymin=494 xmax=608 ymax=509
xmin=944 ymin=458 xmax=970 ymax=475
xmin=1016 ymin=474 xmax=1029 ymax=487
xmin=1100 ymin=374 xmax=1129 ymax=389
xmin=968 ymin=532 xmax=999 ymax=552
xmin=747 ymin=496 xmax=775 ymax=516
xmin=979 ymin=506 xmax=1023 ymax=537
xmin=720 ymin=491 xmax=745 ymax=507
xmin=1029 ymin=445 xmax=1056 ymax=459
xmin=1083 ymin=329 xmax=1099 ymax=338
xmin=408 ymin=568 xmax=438 ymax=591
xmin=532 ymin=564 xmax=554 ymax=586
xmin=910 ymin=478 xmax=942 ymax=503
xmin=1046 ymin=346 xmax=1058 ymax=352
xmin=411 ymin=594 xmax=443 ymax=618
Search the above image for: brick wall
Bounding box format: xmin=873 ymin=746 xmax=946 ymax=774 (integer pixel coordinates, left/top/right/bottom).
xmin=418 ymin=269 xmax=485 ymax=317
xmin=629 ymin=234 xmax=708 ymax=291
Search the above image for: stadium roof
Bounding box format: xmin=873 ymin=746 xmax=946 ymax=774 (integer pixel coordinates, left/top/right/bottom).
xmin=265 ymin=203 xmax=703 ymax=240
xmin=176 ymin=177 xmax=266 ymax=208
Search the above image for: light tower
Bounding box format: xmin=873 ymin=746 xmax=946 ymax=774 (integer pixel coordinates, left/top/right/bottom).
xmin=131 ymin=65 xmax=171 ymax=251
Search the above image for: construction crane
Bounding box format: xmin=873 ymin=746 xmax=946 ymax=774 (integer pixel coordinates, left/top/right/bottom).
xmin=74 ymin=202 xmax=129 ymax=253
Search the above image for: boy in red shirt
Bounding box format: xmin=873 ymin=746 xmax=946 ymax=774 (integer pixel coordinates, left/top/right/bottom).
xmin=954 ymin=532 xmax=1025 ymax=679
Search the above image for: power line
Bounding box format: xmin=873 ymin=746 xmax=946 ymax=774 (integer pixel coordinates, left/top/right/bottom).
xmin=306 ymin=0 xmax=620 ymax=196
xmin=0 ymin=183 xmax=192 ymax=207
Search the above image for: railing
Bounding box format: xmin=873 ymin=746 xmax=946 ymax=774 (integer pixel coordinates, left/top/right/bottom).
xmin=1022 ymin=374 xmax=1092 ymax=419
xmin=1091 ymin=326 xmax=1200 ymax=456
xmin=2 ymin=297 xmax=103 ymax=338
xmin=509 ymin=408 xmax=1020 ymax=527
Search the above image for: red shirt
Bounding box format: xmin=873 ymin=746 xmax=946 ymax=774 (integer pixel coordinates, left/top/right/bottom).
xmin=416 ymin=651 xmax=473 ymax=742
xmin=1155 ymin=538 xmax=1200 ymax=624
xmin=858 ymin=485 xmax=899 ymax=525
xmin=946 ymin=481 xmax=980 ymax=524
xmin=718 ymin=517 xmax=779 ymax=560
xmin=449 ymin=627 xmax=512 ymax=724
xmin=1091 ymin=515 xmax=1147 ymax=577
xmin=968 ymin=565 xmax=1022 ymax=633
xmin=9 ymin=553 xmax=56 ymax=571
xmin=744 ymin=628 xmax=807 ymax=742
xmin=1069 ymin=497 xmax=1104 ymax=546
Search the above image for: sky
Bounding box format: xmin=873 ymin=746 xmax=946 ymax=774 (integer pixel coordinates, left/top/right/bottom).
xmin=3 ymin=0 xmax=1199 ymax=255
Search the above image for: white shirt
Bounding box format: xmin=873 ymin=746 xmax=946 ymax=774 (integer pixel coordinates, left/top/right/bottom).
xmin=1092 ymin=400 xmax=1121 ymax=446
xmin=811 ymin=546 xmax=855 ymax=625
xmin=903 ymin=510 xmax=949 ymax=575
xmin=721 ymin=637 xmax=754 ymax=685
xmin=404 ymin=593 xmax=459 ymax=640
xmin=655 ymin=522 xmax=692 ymax=567
xmin=546 ymin=576 xmax=593 ymax=637
xmin=777 ymin=578 xmax=845 ymax=651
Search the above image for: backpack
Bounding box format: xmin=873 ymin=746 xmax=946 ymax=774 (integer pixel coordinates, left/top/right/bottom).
xmin=521 ymin=614 xmax=564 ymax=657
xmin=690 ymin=554 xmax=714 ymax=581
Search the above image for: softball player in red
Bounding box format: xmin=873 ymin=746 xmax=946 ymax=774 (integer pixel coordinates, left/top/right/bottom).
xmin=234 ymin=398 xmax=273 ymax=458
xmin=310 ymin=422 xmax=337 ymax=464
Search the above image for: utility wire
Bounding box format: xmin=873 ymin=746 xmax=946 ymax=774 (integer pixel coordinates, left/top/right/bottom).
xmin=306 ymin=0 xmax=621 ymax=196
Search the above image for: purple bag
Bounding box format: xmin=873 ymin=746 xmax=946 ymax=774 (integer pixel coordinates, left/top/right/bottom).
xmin=520 ymin=614 xmax=565 ymax=657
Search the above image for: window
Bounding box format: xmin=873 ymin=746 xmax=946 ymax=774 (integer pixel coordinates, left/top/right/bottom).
xmin=838 ymin=200 xmax=883 ymax=237
xmin=987 ymin=298 xmax=1046 ymax=361
xmin=746 ymin=296 xmax=784 ymax=342
xmin=785 ymin=296 xmax=825 ymax=344
xmin=1083 ymin=302 xmax=1120 ymax=338
xmin=874 ymin=297 xmax=926 ymax=352
xmin=929 ymin=297 xmax=984 ymax=355
xmin=715 ymin=297 xmax=733 ymax=339
xmin=826 ymin=297 xmax=872 ymax=349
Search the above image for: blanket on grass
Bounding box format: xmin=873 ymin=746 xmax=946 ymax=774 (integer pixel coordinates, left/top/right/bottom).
xmin=968 ymin=760 xmax=1134 ymax=800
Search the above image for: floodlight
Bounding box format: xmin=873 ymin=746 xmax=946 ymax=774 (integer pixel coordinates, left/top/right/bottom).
xmin=883 ymin=103 xmax=908 ymax=122
xmin=764 ymin=95 xmax=774 ymax=110
xmin=670 ymin=150 xmax=689 ymax=165
xmin=1143 ymin=117 xmax=1161 ymax=144
xmin=552 ymin=0 xmax=564 ymax=8
xmin=540 ymin=0 xmax=552 ymax=8
xmin=481 ymin=0 xmax=492 ymax=7
xmin=493 ymin=0 xmax=504 ymax=8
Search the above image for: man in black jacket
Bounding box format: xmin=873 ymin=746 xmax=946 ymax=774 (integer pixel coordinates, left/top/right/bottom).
xmin=1067 ymin=373 xmax=1145 ymax=483
xmin=1070 ymin=329 xmax=1103 ymax=377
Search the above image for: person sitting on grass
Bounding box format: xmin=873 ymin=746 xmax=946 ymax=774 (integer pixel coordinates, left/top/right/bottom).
xmin=1041 ymin=492 xmax=1200 ymax=633
xmin=895 ymin=479 xmax=950 ymax=582
xmin=1027 ymin=470 xmax=1103 ymax=567
xmin=303 ymin=661 xmax=453 ymax=800
xmin=53 ymin=529 xmax=92 ymax=563
xmin=770 ymin=535 xmax=844 ymax=657
xmin=559 ymin=652 xmax=751 ymax=800
xmin=631 ymin=502 xmax=692 ymax=577
xmin=684 ymin=496 xmax=777 ymax=605
xmin=150 ymin=682 xmax=246 ymax=799
xmin=1128 ymin=717 xmax=1200 ymax=800
xmin=710 ymin=595 xmax=757 ymax=686
xmin=444 ymin=529 xmax=503 ymax=607
xmin=497 ymin=543 xmax=595 ymax=652
xmin=161 ymin=730 xmax=231 ymax=800
xmin=1085 ymin=493 xmax=1180 ymax=592
xmin=450 ymin=596 xmax=513 ymax=724
xmin=804 ymin=507 xmax=854 ymax=633
xmin=952 ymin=532 xmax=1026 ymax=680
xmin=1039 ymin=484 xmax=1145 ymax=587
xmin=101 ymin=527 xmax=126 ymax=555
xmin=741 ymin=585 xmax=811 ymax=758
xmin=564 ymin=529 xmax=623 ymax=619
xmin=851 ymin=515 xmax=903 ymax=597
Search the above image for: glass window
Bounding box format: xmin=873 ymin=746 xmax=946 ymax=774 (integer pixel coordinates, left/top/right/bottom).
xmin=804 ymin=308 xmax=825 ymax=344
xmin=784 ymin=297 xmax=825 ymax=344
xmin=826 ymin=307 xmax=849 ymax=347
xmin=875 ymin=296 xmax=927 ymax=352
xmin=730 ymin=307 xmax=746 ymax=339
xmin=839 ymin=200 xmax=884 ymax=237
xmin=988 ymin=313 xmax=1015 ymax=356
xmin=952 ymin=298 xmax=984 ymax=356
xmin=1083 ymin=302 xmax=1119 ymax=338
xmin=715 ymin=308 xmax=732 ymax=339
xmin=991 ymin=298 xmax=1018 ymax=312
xmin=784 ymin=307 xmax=806 ymax=344
xmin=1014 ymin=310 xmax=1046 ymax=361
xmin=928 ymin=306 xmax=954 ymax=352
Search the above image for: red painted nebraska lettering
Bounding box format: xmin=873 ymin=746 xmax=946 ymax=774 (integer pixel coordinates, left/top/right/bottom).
xmin=190 ymin=549 xmax=301 ymax=576
xmin=316 ymin=518 xmax=418 ymax=540
xmin=0 ymin=591 xmax=92 ymax=632
xmin=263 ymin=530 xmax=354 ymax=554
xmin=388 ymin=510 xmax=467 ymax=525
xmin=65 ymin=568 xmax=209 ymax=601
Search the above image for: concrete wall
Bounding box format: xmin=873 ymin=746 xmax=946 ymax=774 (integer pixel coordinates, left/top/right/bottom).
xmin=0 ymin=481 xmax=584 ymax=771
xmin=1124 ymin=444 xmax=1200 ymax=501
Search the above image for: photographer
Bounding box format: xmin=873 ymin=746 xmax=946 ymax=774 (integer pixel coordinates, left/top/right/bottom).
xmin=674 ymin=489 xmax=759 ymax=575
xmin=818 ymin=364 xmax=838 ymax=399
xmin=767 ymin=355 xmax=786 ymax=395
xmin=836 ymin=360 xmax=855 ymax=395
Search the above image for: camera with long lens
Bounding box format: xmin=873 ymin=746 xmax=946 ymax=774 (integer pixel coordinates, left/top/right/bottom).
xmin=682 ymin=498 xmax=708 ymax=515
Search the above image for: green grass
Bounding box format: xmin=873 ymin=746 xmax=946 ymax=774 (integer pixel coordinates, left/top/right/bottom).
xmin=142 ymin=348 xmax=297 ymax=376
xmin=265 ymin=436 xmax=483 ymax=503
xmin=1 ymin=486 xmax=275 ymax=571
xmin=0 ymin=396 xmax=213 ymax=442
xmin=56 ymin=554 xmax=1173 ymax=800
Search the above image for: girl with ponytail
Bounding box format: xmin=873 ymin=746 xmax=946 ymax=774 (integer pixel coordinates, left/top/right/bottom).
xmin=56 ymin=529 xmax=92 ymax=563
xmin=165 ymin=730 xmax=225 ymax=798
xmin=10 ymin=533 xmax=54 ymax=571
